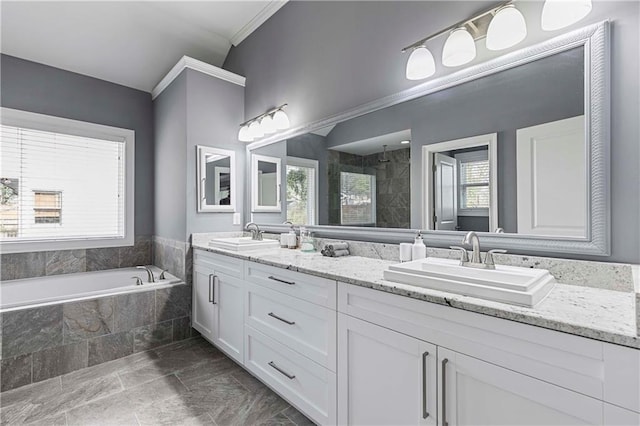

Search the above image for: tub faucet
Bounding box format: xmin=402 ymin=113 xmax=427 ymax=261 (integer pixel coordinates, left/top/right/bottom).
xmin=136 ymin=266 xmax=155 ymax=283
xmin=245 ymin=222 xmax=263 ymax=241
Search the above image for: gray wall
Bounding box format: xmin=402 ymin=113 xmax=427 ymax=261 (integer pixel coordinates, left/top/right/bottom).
xmin=286 ymin=133 xmax=329 ymax=225
xmin=224 ymin=1 xmax=640 ymax=263
xmin=154 ymin=69 xmax=245 ymax=242
xmin=1 ymin=54 xmax=155 ymax=236
xmin=154 ymin=72 xmax=187 ymax=241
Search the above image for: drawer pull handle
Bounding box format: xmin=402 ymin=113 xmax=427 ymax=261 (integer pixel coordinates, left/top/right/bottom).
xmin=268 ymin=361 xmax=296 ymax=380
xmin=268 ymin=312 xmax=296 ymax=325
xmin=442 ymin=358 xmax=449 ymax=426
xmin=422 ymin=351 xmax=430 ymax=419
xmin=268 ymin=275 xmax=295 ymax=285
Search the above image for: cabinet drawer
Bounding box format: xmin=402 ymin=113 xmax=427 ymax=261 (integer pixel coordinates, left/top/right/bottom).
xmin=193 ymin=249 xmax=244 ymax=279
xmin=245 ymin=262 xmax=336 ymax=308
xmin=246 ymin=283 xmax=336 ymax=371
xmin=245 ymin=326 xmax=337 ymax=425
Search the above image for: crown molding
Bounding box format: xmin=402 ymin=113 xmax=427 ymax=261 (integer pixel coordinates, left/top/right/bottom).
xmin=230 ymin=0 xmax=288 ymax=46
xmin=151 ymin=55 xmax=246 ymax=100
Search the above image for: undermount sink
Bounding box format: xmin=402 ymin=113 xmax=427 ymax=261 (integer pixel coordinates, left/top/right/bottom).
xmin=208 ymin=237 xmax=280 ymax=252
xmin=384 ymin=257 xmax=556 ymax=307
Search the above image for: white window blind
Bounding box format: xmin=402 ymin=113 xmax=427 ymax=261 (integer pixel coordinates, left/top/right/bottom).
xmin=286 ymin=162 xmax=317 ymax=225
xmin=456 ymin=150 xmax=490 ymax=211
xmin=1 ymin=124 xmax=125 ymax=242
xmin=340 ymin=172 xmax=376 ymax=225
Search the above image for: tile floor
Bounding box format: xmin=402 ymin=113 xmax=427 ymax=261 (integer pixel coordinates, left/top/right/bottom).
xmin=0 ymin=336 xmax=314 ymax=425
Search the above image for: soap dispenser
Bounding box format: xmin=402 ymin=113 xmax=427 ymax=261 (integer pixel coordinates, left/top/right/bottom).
xmin=412 ymin=230 xmax=427 ymax=260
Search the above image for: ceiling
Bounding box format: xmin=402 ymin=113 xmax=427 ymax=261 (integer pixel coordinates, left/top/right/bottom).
xmin=0 ymin=1 xmax=287 ymax=93
xmin=333 ymin=129 xmax=412 ymax=156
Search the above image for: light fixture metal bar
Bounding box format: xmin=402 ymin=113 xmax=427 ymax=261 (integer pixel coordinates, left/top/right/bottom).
xmin=401 ymin=0 xmax=513 ymax=53
xmin=239 ymin=103 xmax=288 ymax=127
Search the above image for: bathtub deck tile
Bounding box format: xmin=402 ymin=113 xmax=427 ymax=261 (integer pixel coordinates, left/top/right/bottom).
xmin=0 ymin=252 xmax=46 ymax=280
xmin=63 ymin=297 xmax=115 ymax=344
xmin=155 ymin=284 xmax=191 ymax=323
xmin=133 ymin=320 xmax=173 ymax=353
xmin=114 ymin=291 xmax=155 ymax=332
xmin=87 ymin=330 xmax=134 ymax=366
xmin=32 ymin=341 xmax=88 ymax=383
xmin=45 ymin=249 xmax=86 ymax=276
xmin=119 ymin=236 xmax=152 ymax=268
xmin=0 ymin=353 xmax=32 ymax=392
xmin=2 ymin=305 xmax=63 ymax=358
xmin=86 ymin=247 xmax=120 ymax=271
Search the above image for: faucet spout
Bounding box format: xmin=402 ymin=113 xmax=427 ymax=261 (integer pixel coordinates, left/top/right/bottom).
xmin=136 ymin=265 xmax=155 ymax=283
xmin=245 ymin=222 xmax=263 ymax=241
xmin=462 ymin=231 xmax=482 ymax=264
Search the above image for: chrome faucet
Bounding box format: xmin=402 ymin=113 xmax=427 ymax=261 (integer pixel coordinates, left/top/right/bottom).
xmin=245 ymin=222 xmax=263 ymax=241
xmin=451 ymin=231 xmax=507 ymax=270
xmin=136 ymin=265 xmax=155 ymax=283
xmin=462 ymin=231 xmax=482 ymax=264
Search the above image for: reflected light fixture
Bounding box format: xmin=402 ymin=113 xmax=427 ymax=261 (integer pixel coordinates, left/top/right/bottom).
xmin=237 ymin=104 xmax=290 ymax=142
xmin=400 ymin=140 xmax=411 ymax=145
xmin=401 ymin=1 xmax=528 ymax=80
xmin=442 ymin=27 xmax=477 ymax=67
xmin=541 ymin=0 xmax=592 ymax=31
xmin=486 ymin=5 xmax=527 ymax=51
xmin=406 ymin=46 xmax=436 ymax=80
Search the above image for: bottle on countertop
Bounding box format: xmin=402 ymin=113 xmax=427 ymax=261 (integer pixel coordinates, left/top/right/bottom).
xmin=412 ymin=230 xmax=427 ymax=260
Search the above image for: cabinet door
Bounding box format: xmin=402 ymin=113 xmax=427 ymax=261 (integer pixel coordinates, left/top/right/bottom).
xmin=338 ymin=313 xmax=437 ymax=426
xmin=438 ymin=347 xmax=603 ymax=426
xmin=192 ymin=264 xmax=215 ymax=341
xmin=212 ymin=271 xmax=245 ymax=364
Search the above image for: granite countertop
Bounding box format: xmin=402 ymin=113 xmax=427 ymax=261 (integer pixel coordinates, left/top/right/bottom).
xmin=192 ymin=242 xmax=639 ymax=350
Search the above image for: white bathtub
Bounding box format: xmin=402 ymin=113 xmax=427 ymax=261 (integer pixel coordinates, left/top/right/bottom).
xmin=0 ymin=266 xmax=184 ymax=312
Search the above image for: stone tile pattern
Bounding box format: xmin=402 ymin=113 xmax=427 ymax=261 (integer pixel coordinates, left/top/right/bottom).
xmin=0 ymin=337 xmax=314 ymax=426
xmin=327 ymin=148 xmax=411 ymax=229
xmin=1 ymin=284 xmax=193 ymax=392
xmin=153 ymin=235 xmax=190 ymax=284
xmin=0 ymin=235 xmax=152 ymax=281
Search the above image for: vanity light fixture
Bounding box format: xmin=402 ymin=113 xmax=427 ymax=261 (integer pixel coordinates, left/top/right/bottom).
xmin=237 ymin=104 xmax=290 ymax=142
xmin=401 ymin=1 xmax=528 ymax=79
xmin=541 ymin=0 xmax=592 ymax=31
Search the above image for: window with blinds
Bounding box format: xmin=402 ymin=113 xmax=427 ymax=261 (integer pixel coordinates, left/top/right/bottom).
xmin=0 ymin=108 xmax=133 ymax=252
xmin=340 ymin=172 xmax=376 ymax=225
xmin=456 ymin=150 xmax=490 ymax=214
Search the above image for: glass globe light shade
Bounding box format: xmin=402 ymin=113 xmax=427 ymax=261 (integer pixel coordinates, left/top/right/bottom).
xmin=261 ymin=115 xmax=276 ymax=134
xmin=272 ymin=109 xmax=290 ymax=130
xmin=541 ymin=0 xmax=592 ymax=31
xmin=249 ymin=120 xmax=263 ymax=138
xmin=238 ymin=125 xmax=253 ymax=142
xmin=486 ymin=5 xmax=527 ymax=51
xmin=405 ymin=46 xmax=436 ymax=80
xmin=442 ymin=27 xmax=476 ymax=67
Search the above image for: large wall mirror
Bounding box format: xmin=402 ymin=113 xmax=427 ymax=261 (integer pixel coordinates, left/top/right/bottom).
xmin=197 ymin=146 xmax=236 ymax=212
xmin=248 ymin=22 xmax=609 ymax=255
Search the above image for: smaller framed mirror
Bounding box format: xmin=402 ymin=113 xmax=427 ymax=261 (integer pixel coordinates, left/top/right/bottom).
xmin=197 ymin=146 xmax=236 ymax=212
xmin=252 ymin=154 xmax=282 ymax=212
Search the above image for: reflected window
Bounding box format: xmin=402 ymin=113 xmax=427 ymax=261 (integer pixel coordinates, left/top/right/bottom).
xmin=456 ymin=150 xmax=490 ymax=214
xmin=286 ymin=157 xmax=317 ymax=225
xmin=34 ymin=191 xmax=62 ymax=224
xmin=340 ymin=172 xmax=375 ymax=226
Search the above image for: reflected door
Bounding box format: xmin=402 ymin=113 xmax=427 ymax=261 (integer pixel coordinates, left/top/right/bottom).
xmin=433 ymin=153 xmax=458 ymax=230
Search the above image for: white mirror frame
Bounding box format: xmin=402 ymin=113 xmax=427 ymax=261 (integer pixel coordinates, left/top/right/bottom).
xmin=197 ymin=145 xmax=236 ymax=213
xmin=251 ymin=154 xmax=282 ymax=212
xmin=247 ymin=21 xmax=610 ymax=256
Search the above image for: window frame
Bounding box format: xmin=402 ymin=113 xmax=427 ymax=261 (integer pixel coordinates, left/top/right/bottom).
xmin=0 ymin=107 xmax=135 ymax=253
xmin=455 ymin=150 xmax=490 ymax=217
xmin=286 ymin=156 xmax=319 ymax=225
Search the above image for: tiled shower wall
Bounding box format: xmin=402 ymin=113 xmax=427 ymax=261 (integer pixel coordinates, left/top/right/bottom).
xmin=0 ymin=235 xmax=152 ymax=281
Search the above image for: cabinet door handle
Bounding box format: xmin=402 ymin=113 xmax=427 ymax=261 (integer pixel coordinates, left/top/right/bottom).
xmin=268 ymin=361 xmax=296 ymax=380
xmin=268 ymin=312 xmax=296 ymax=325
xmin=267 ymin=275 xmax=295 ymax=285
xmin=212 ymin=275 xmax=218 ymax=305
xmin=442 ymin=358 xmax=449 ymax=426
xmin=208 ymin=274 xmax=213 ymax=303
xmin=422 ymin=351 xmax=430 ymax=419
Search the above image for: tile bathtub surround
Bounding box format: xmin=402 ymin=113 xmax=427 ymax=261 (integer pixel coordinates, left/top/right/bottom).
xmin=152 ymin=235 xmax=189 ymax=283
xmin=0 ymin=337 xmax=313 ymax=426
xmin=0 ymin=284 xmax=193 ymax=392
xmin=0 ymin=235 xmax=152 ymax=281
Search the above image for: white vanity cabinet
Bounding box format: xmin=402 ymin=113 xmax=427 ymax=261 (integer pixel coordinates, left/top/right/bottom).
xmin=192 ymin=251 xmax=245 ymax=364
xmin=338 ymin=313 xmax=437 ymax=426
